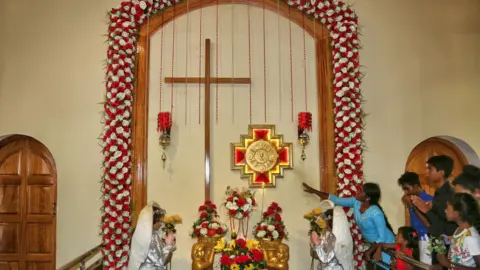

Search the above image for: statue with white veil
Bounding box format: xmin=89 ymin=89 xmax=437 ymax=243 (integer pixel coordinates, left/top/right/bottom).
xmin=310 ymin=200 xmax=354 ymax=270
xmin=128 ymin=202 xmax=177 ymax=270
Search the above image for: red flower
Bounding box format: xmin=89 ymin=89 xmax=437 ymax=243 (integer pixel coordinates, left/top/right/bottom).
xmin=252 ymin=248 xmax=264 ymax=262
xmin=275 ymin=214 xmax=282 ymax=222
xmin=229 ymin=209 xmax=236 ymax=215
xmin=242 ymin=211 xmax=249 ymax=217
xmin=198 ymin=205 xmax=206 ymax=211
xmin=226 ymin=196 xmax=234 ymax=202
xmin=216 ymin=228 xmax=224 ymax=234
xmin=200 ymin=212 xmax=208 ymax=219
xmin=207 ymin=229 xmax=217 ymax=237
xmin=235 ymin=238 xmax=246 ymax=249
xmin=194 ymin=229 xmax=200 ymax=235
xmin=271 ymin=202 xmax=279 ymax=208
xmin=201 ymin=223 xmax=208 ymax=228
xmin=205 ymin=200 xmax=212 ymax=205
xmin=237 ymin=198 xmax=247 ymax=207
xmin=252 ymin=198 xmax=256 ymax=205
xmin=220 ymin=254 xmax=232 ymax=266
xmin=235 ymin=255 xmax=250 ymax=264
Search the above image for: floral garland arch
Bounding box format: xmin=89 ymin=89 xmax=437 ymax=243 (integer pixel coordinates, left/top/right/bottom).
xmin=101 ymin=0 xmax=364 ymax=268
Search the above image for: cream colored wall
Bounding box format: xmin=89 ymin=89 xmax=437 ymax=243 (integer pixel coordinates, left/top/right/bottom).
xmin=0 ymin=0 xmax=479 ymax=267
xmin=147 ymin=5 xmax=320 ymax=268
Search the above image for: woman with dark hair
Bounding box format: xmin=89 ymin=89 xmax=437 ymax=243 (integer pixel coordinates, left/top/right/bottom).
xmin=128 ymin=202 xmax=176 ymax=270
xmin=303 ymin=182 xmax=395 ymax=268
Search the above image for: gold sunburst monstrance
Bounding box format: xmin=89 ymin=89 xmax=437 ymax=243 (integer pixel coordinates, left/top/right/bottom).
xmin=230 ymin=125 xmax=293 ymax=188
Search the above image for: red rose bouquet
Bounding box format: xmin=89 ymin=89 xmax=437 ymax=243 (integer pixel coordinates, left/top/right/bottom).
xmin=215 ymin=238 xmax=267 ymax=270
xmin=253 ymin=202 xmax=288 ymax=240
xmin=190 ymin=200 xmax=228 ymax=238
xmin=224 ymin=187 xmax=256 ymax=220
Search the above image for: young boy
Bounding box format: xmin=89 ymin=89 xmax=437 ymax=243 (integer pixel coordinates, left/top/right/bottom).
xmin=398 ymin=172 xmax=433 ymax=237
xmin=452 ymin=165 xmax=480 ymax=204
xmin=411 ymin=155 xmax=457 ymax=268
xmin=398 ymin=172 xmax=433 ymax=264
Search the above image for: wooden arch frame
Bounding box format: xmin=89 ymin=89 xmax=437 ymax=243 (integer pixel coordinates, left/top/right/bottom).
xmin=131 ymin=0 xmax=337 ymax=220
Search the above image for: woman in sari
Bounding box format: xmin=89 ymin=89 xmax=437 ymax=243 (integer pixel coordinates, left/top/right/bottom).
xmin=303 ymin=182 xmax=395 ymax=268
xmin=128 ymin=201 xmax=176 ymax=270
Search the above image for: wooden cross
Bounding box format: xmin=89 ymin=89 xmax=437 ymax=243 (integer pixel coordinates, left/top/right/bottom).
xmin=164 ymin=38 xmax=251 ymax=201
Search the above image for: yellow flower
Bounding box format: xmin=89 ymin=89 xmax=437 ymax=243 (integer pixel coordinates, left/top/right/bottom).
xmin=312 ymin=208 xmax=323 ymax=215
xmin=162 ymin=216 xmax=172 ymax=223
xmin=229 ymin=240 xmax=236 ymax=249
xmin=230 ymin=264 xmax=240 ymax=270
xmin=303 ymin=212 xmax=314 ymax=220
xmin=214 ymin=238 xmax=226 ymax=252
xmin=244 ymin=264 xmax=254 ymax=270
xmin=246 ymin=239 xmax=259 ymax=250
xmin=172 ymin=215 xmax=183 ymax=224
xmin=316 ymin=219 xmax=327 ymax=228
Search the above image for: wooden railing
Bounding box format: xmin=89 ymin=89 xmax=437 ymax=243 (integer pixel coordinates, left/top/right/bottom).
xmin=367 ymin=248 xmax=430 ymax=270
xmin=57 ymin=245 xmax=102 ymax=270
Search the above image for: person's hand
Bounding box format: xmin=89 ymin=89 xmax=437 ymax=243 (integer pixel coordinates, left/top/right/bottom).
xmin=411 ymin=196 xmax=432 ymax=213
xmin=310 ymin=231 xmax=321 ymax=246
xmin=401 ymin=194 xmax=412 ymax=207
xmin=373 ymin=247 xmax=382 ymax=262
xmin=363 ymin=251 xmax=371 ymax=262
xmin=165 ymin=232 xmax=176 ymax=245
xmin=303 ymin=183 xmax=318 ymax=194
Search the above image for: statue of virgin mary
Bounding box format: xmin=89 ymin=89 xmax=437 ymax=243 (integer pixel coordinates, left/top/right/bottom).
xmin=128 ymin=201 xmax=176 ymax=270
xmin=311 ymin=200 xmax=354 ymax=270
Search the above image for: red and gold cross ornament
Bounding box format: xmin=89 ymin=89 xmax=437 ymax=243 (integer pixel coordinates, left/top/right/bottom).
xmin=230 ymin=125 xmax=293 ymax=188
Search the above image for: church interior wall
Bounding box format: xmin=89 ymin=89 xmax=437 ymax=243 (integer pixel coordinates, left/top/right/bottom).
xmin=0 ymin=0 xmax=479 ymax=266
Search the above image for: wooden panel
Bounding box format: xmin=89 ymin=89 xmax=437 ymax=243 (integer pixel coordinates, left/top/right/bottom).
xmin=25 ymin=223 xmax=53 ymax=254
xmin=0 ymin=262 xmax=19 ymax=270
xmin=131 ymin=0 xmax=334 ymax=222
xmin=404 ymin=137 xmax=470 ymax=225
xmin=0 ymin=135 xmax=57 ymax=269
xmin=0 ymin=224 xmax=20 ymax=253
xmin=0 ymin=185 xmax=20 ymax=214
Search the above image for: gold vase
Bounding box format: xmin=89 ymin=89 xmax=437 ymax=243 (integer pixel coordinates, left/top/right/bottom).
xmin=191 ymin=237 xmax=221 ymax=270
xmin=258 ymin=238 xmax=289 ymax=270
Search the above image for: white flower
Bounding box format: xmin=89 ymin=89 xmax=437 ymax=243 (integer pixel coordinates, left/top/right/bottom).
xmin=272 ymin=231 xmax=279 ymax=239
xmin=246 ymin=198 xmax=252 ymax=204
xmin=235 ymin=212 xmax=244 ymax=219
xmin=210 ymin=223 xmax=219 ymax=229
xmin=200 ymin=228 xmax=207 ymax=235
xmin=242 ymin=204 xmax=251 ymax=212
xmin=226 ymin=202 xmax=233 ymax=209
xmin=257 ymin=231 xmax=266 ymax=238
xmin=267 ymin=225 xmax=275 ymax=231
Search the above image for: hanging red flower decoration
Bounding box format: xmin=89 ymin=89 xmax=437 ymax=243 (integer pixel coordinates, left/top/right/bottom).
xmin=298 ymin=112 xmax=312 ymax=132
xmin=157 ymin=112 xmax=172 ymax=132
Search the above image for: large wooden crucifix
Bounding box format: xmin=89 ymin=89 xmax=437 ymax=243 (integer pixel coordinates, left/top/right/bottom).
xmin=164 ymin=38 xmax=251 ymax=201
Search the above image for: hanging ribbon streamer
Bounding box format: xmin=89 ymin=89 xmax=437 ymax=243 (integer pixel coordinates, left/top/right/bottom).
xmin=231 ymin=0 xmax=235 ymax=124
xmin=302 ymin=13 xmax=308 ymax=111
xmin=277 ymin=0 xmax=282 ymax=121
xmin=262 ymin=0 xmax=267 ymax=123
xmin=184 ymin=0 xmax=190 ymax=125
xmin=215 ymin=0 xmax=219 ymax=124
xmin=159 ymin=13 xmax=165 ymax=114
xmin=198 ymin=0 xmax=203 ymax=124
xmin=170 ymin=3 xmax=177 ymax=117
xmin=288 ymin=7 xmax=294 ymax=122
xmin=247 ymin=3 xmax=252 ymax=124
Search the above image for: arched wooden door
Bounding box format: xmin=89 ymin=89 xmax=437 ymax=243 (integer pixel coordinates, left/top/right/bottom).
xmin=0 ymin=135 xmax=57 ymax=270
xmin=404 ymin=136 xmax=475 ymax=224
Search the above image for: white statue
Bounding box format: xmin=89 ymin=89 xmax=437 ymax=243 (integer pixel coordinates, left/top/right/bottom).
xmin=128 ymin=201 xmax=176 ymax=270
xmin=311 ymin=200 xmax=354 ymax=270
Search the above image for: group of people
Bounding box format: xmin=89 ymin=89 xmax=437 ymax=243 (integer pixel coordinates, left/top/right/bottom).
xmin=304 ymin=155 xmax=480 ymax=270
xmin=126 ymin=155 xmax=480 ymax=270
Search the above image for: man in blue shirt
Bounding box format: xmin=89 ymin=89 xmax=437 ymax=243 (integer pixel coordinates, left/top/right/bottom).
xmin=397 ymin=172 xmax=433 ymax=237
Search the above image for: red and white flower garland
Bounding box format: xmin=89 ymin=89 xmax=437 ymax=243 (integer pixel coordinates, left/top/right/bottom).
xmin=102 ymin=0 xmax=364 ymax=268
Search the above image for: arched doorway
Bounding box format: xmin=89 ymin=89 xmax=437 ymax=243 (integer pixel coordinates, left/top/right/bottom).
xmin=0 ymin=135 xmax=57 ymax=269
xmin=404 ymin=136 xmax=480 ymax=224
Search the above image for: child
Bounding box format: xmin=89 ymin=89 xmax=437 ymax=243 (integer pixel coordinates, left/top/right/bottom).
xmin=452 ymin=165 xmax=480 ymax=205
xmin=437 ymin=193 xmax=480 ymax=269
xmin=368 ymin=226 xmax=418 ymax=270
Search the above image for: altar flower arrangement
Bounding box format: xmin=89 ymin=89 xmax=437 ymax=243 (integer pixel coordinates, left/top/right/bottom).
xmin=191 ymin=200 xmax=228 ymax=238
xmin=253 ymin=202 xmax=288 ymax=240
xmin=216 ymin=238 xmax=267 ymax=270
xmin=224 ymin=187 xmax=257 ymax=220
xmin=303 ymin=208 xmax=327 ymax=235
xmin=161 ymin=215 xmax=182 ymax=234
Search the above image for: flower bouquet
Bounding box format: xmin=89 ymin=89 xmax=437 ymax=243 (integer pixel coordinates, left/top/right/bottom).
xmin=191 ymin=200 xmax=228 ymax=238
xmin=303 ymin=208 xmax=327 ymax=235
xmin=253 ymin=202 xmax=288 ymax=241
xmin=215 ymin=238 xmax=267 ymax=270
xmin=224 ymin=187 xmax=257 ymax=220
xmin=427 ymin=236 xmax=448 ymax=255
xmin=161 ymin=215 xmax=182 ymax=234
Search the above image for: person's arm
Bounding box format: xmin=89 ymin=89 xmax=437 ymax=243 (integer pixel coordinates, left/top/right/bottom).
xmin=412 ymin=206 xmax=430 ymax=228
xmin=303 ymin=183 xmax=330 ymax=200
xmin=424 ymin=195 xmax=451 ymax=236
xmin=303 ymin=183 xmax=356 ymax=207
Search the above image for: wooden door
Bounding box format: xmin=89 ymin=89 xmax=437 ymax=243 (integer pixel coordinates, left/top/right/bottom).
xmin=0 ymin=135 xmax=57 ymax=270
xmin=404 ymin=137 xmax=468 ymax=224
